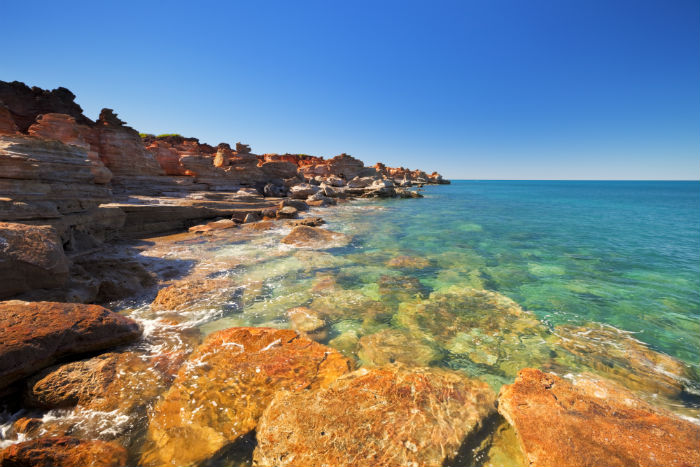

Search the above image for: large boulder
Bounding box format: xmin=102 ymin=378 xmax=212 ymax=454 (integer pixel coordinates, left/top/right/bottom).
xmin=253 ymin=365 xmax=497 ymax=467
xmin=0 ymin=437 xmax=127 ymax=467
xmin=289 ymin=183 xmax=319 ymax=199
xmin=498 ymin=368 xmax=700 ymax=467
xmin=0 ymin=222 xmax=69 ymax=299
xmin=139 ymin=327 xmax=352 ymax=467
xmin=25 ymin=351 xmax=166 ymax=412
xmin=0 ymin=301 xmax=142 ymax=392
xmin=281 ymin=226 xmax=350 ymax=249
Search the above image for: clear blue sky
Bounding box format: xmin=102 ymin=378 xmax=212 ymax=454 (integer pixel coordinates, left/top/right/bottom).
xmin=3 ymin=0 xmax=698 ymax=179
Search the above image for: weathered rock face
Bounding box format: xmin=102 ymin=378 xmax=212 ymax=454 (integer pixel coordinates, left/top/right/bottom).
xmin=96 ymin=109 xmax=165 ymax=177
xmin=498 ymin=368 xmax=700 ymax=467
xmin=0 ymin=103 xmax=19 ymax=135
xmin=253 ymin=365 xmax=497 ymax=467
xmin=0 ymin=301 xmax=142 ymax=391
xmin=140 ymin=327 xmax=352 ymax=467
xmin=0 ymin=135 xmax=122 ymax=250
xmin=281 ymin=226 xmax=350 ymax=249
xmin=28 ymin=113 xmax=112 ymax=184
xmin=0 ymin=80 xmax=90 ymax=132
xmin=0 ymin=222 xmax=69 ymax=298
xmin=0 ymin=437 xmax=128 ymax=467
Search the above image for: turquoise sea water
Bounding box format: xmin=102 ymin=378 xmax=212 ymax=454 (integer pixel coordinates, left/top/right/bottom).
xmin=335 ymin=180 xmax=700 ymax=366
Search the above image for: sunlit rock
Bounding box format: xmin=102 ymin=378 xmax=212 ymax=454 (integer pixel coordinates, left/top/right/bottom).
xmin=0 ymin=301 xmax=141 ymax=392
xmin=140 ymin=327 xmax=352 ymax=467
xmin=498 ymin=368 xmax=700 ymax=467
xmin=151 ymin=277 xmax=240 ymax=312
xmin=253 ymin=365 xmax=496 ymax=467
xmin=281 ymin=226 xmax=350 ymax=249
xmin=0 ymin=437 xmax=128 ymax=467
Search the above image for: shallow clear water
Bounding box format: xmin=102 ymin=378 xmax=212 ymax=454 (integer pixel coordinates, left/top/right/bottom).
xmin=3 ymin=180 xmax=699 ymax=465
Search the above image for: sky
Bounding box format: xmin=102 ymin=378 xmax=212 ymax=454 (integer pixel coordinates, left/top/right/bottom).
xmin=2 ymin=0 xmax=698 ymax=180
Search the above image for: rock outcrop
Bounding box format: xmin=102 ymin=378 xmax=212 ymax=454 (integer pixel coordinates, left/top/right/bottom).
xmin=140 ymin=327 xmax=352 ymax=467
xmin=0 ymin=222 xmax=70 ymax=298
xmin=0 ymin=301 xmax=142 ymax=391
xmin=498 ymin=368 xmax=700 ymax=467
xmin=253 ymin=365 xmax=496 ymax=467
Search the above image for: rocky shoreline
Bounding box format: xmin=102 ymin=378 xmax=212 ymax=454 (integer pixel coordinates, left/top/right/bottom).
xmin=1 ymin=81 xmax=699 ymax=467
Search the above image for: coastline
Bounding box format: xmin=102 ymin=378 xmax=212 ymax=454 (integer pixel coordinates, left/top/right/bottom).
xmin=1 ymin=81 xmax=699 ymax=467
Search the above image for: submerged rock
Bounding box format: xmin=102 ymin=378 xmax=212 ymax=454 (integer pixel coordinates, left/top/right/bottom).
xmin=140 ymin=327 xmax=352 ymax=467
xmin=0 ymin=437 xmax=128 ymax=467
xmin=0 ymin=222 xmax=69 ymax=299
xmin=395 ymin=287 xmax=552 ymax=377
xmin=281 ymin=226 xmax=350 ymax=249
xmin=151 ymin=277 xmax=240 ymax=312
xmin=554 ymin=322 xmax=698 ymax=398
xmin=0 ymin=301 xmax=142 ymax=392
xmin=358 ymin=329 xmax=442 ymax=367
xmin=253 ymin=365 xmax=496 ymax=467
xmin=386 ymin=255 xmax=431 ymax=269
xmin=498 ymin=368 xmax=700 ymax=467
xmin=286 ymin=306 xmax=327 ymax=340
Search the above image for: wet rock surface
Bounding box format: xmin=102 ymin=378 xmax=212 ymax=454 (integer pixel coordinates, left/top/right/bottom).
xmin=498 ymin=368 xmax=700 ymax=467
xmin=253 ymin=364 xmax=496 ymax=467
xmin=0 ymin=301 xmax=142 ymax=392
xmin=0 ymin=436 xmax=128 ymax=467
xmin=281 ymin=226 xmax=350 ymax=249
xmin=554 ymin=322 xmax=698 ymax=398
xmin=139 ymin=327 xmax=352 ymax=467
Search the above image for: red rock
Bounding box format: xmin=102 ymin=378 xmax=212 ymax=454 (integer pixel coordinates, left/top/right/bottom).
xmin=253 ymin=365 xmax=497 ymax=467
xmin=0 ymin=103 xmax=18 ymax=135
xmin=0 ymin=222 xmax=69 ymax=299
xmin=140 ymin=327 xmax=352 ymax=467
xmin=0 ymin=301 xmax=142 ymax=391
xmin=0 ymin=436 xmax=127 ymax=467
xmin=27 ymin=113 xmax=112 ymax=184
xmin=498 ymin=368 xmax=700 ymax=467
xmin=25 ymin=351 xmax=166 ymax=412
xmin=281 ymin=226 xmax=350 ymax=249
xmin=96 ymin=109 xmax=164 ymax=176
